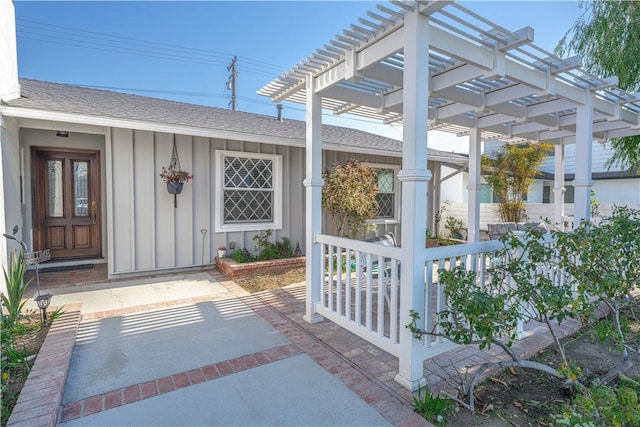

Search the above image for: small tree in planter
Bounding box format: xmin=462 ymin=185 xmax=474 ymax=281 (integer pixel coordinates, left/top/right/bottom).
xmin=482 ymin=143 xmax=552 ymax=223
xmin=322 ymin=160 xmax=378 ymax=238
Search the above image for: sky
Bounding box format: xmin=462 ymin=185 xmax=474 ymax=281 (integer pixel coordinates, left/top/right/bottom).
xmin=13 ymin=1 xmax=585 ymax=153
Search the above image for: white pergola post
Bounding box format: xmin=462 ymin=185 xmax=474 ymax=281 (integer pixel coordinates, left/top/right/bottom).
xmin=467 ymin=126 xmax=482 ymax=242
xmin=395 ymin=9 xmax=429 ymax=392
xmin=303 ymin=74 xmax=324 ymax=324
xmin=553 ymin=142 xmax=566 ymax=230
xmin=573 ymin=96 xmax=593 ymax=228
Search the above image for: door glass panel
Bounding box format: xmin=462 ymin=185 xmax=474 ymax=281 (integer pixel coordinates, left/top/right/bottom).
xmin=47 ymin=160 xmax=63 ymax=217
xmin=74 ymin=161 xmax=89 ymax=216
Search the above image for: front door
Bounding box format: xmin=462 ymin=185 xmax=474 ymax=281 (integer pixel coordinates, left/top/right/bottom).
xmin=32 ymin=148 xmax=101 ymax=260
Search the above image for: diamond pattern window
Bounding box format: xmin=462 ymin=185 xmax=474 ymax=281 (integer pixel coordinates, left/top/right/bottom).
xmin=373 ymin=168 xmax=395 ymax=218
xmin=215 ymin=151 xmax=282 ymax=232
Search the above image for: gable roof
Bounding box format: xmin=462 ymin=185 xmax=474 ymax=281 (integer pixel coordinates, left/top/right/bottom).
xmin=2 ymin=79 xmax=467 ymax=164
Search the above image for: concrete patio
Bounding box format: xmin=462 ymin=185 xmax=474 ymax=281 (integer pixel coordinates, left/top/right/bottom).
xmin=7 ymin=265 xmax=586 ymax=426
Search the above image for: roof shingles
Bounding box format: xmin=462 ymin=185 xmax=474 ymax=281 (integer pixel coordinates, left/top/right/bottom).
xmin=6 ymin=79 xmax=467 ymax=162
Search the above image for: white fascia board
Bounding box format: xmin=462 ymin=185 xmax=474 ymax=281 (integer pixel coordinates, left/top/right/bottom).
xmin=2 ymin=107 xmax=307 ymax=148
xmin=593 ymin=119 xmax=636 ymax=133
xmin=435 ymin=86 xmax=484 ymax=108
xmin=602 ymin=127 xmax=640 ymax=139
xmin=324 ymin=143 xmax=401 ymax=157
xmin=554 ymin=79 xmax=587 ymax=105
xmin=619 ymin=107 xmax=639 ymax=126
xmin=435 ymin=112 xmax=477 ymax=130
xmin=431 ymin=64 xmax=484 ymax=93
xmin=383 ymin=89 xmax=403 ymax=110
xmin=485 ymin=84 xmax=538 ymax=106
xmin=321 ymin=86 xmax=381 ymax=109
xmin=435 ymin=102 xmax=474 ymax=120
xmin=591 ymin=95 xmax=616 ymax=117
xmin=477 ymin=113 xmax=515 ymax=128
xmin=534 ymin=129 xmax=574 ymax=141
xmin=16 ymin=117 xmax=106 ymax=135
xmin=527 ymin=98 xmax=575 ymax=117
xmin=356 ymin=26 xmax=404 ymax=70
xmin=504 ymin=60 xmax=547 ymax=90
xmin=314 ymin=62 xmax=346 ymax=93
xmin=430 ymin=26 xmax=494 ymax=70
xmin=362 ymin=63 xmax=403 ymax=87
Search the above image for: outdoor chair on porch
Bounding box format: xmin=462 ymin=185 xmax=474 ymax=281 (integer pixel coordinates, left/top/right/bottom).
xmin=354 ymin=233 xmax=400 ymax=311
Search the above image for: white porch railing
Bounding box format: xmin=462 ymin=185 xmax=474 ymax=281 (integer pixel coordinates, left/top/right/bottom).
xmin=315 ymin=234 xmax=402 ymax=356
xmin=313 ymin=233 xmax=565 ymax=371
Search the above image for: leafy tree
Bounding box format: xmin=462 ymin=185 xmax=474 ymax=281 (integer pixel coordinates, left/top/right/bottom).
xmin=556 ymin=1 xmax=640 ymax=172
xmin=557 ymin=206 xmax=640 ymax=361
xmin=322 ymin=160 xmax=378 ymax=238
xmin=481 ymin=143 xmax=552 ymax=223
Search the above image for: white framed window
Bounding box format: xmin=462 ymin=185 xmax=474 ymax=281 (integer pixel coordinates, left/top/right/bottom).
xmin=369 ymin=165 xmax=399 ymax=221
xmin=215 ymin=151 xmax=282 ymax=232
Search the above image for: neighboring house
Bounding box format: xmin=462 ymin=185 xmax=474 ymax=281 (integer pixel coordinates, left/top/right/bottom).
xmin=439 ymin=140 xmax=640 ymax=233
xmin=0 ymin=79 xmax=466 ymax=282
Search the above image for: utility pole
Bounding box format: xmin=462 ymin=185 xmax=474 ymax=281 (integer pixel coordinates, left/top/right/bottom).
xmin=227 ymin=56 xmax=237 ymax=111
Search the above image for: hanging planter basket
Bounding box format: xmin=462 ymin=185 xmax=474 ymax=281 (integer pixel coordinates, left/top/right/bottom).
xmin=159 ymin=135 xmax=193 ymax=208
xmin=166 ymin=182 xmax=184 ymax=195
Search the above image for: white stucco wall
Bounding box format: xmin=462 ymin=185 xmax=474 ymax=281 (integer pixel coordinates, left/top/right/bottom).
xmin=0 ymin=0 xmax=20 ymax=103
xmin=439 ymin=165 xmax=466 ymax=204
xmin=0 ymin=116 xmax=22 ymax=295
xmin=592 ymin=179 xmax=640 ymax=204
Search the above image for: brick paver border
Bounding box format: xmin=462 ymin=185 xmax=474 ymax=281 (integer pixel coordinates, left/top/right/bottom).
xmin=59 ymin=343 xmax=302 ymax=423
xmin=7 ymin=303 xmax=82 ymax=427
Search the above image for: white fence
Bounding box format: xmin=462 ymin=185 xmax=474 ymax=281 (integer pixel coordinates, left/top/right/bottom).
xmin=313 ymin=232 xmax=567 ymax=368
xmin=441 ymin=202 xmax=640 ymax=236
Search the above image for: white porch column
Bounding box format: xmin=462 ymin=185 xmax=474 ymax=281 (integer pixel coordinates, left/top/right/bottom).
xmin=467 ymin=127 xmax=482 ymax=242
xmin=553 ymin=143 xmax=566 ymax=230
xmin=573 ymin=95 xmax=593 ymax=228
xmin=303 ymin=74 xmax=324 ymax=324
xmin=395 ymin=9 xmax=429 ymax=392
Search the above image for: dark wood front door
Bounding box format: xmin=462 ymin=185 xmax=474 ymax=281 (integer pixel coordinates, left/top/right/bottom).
xmin=32 ymin=148 xmax=101 ymax=260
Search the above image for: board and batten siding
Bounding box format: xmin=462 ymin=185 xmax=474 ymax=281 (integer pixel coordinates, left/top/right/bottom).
xmin=108 ymin=128 xmax=304 ymax=275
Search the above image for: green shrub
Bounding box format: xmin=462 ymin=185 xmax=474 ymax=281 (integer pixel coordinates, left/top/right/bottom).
xmin=551 ymin=382 xmax=640 ymax=427
xmin=232 ymin=249 xmax=256 ymax=263
xmin=412 ymin=386 xmax=454 ymax=426
xmin=1 ymin=250 xmax=34 ymax=326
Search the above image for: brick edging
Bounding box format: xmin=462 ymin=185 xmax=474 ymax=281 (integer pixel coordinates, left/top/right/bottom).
xmin=7 ymin=303 xmax=82 ymax=427
xmin=59 ymin=344 xmax=302 ymax=423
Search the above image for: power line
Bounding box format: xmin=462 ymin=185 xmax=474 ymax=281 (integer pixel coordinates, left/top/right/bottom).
xmin=16 ymin=19 xmax=404 ymax=135
xmin=17 ymin=19 xmax=287 ymax=73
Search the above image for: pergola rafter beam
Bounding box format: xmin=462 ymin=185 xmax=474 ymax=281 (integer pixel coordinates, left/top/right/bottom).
xmin=258 ymin=1 xmax=640 ymax=144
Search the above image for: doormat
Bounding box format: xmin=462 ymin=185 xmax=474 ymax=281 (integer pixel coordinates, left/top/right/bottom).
xmin=39 ymin=264 xmax=94 ymax=273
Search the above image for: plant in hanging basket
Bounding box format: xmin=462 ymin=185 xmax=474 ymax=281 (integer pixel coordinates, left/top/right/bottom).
xmin=159 ymin=167 xmax=193 ymax=183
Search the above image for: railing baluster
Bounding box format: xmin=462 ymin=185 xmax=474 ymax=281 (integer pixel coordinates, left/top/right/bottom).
xmin=365 ymin=253 xmax=373 ymax=330
xmin=345 ymin=248 xmax=352 ymax=321
xmin=376 ymin=255 xmax=385 ymax=337
xmin=320 ymin=243 xmax=326 ymax=308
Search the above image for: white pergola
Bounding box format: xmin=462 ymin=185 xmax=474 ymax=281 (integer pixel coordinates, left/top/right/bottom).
xmin=259 ymin=1 xmax=640 ymax=389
